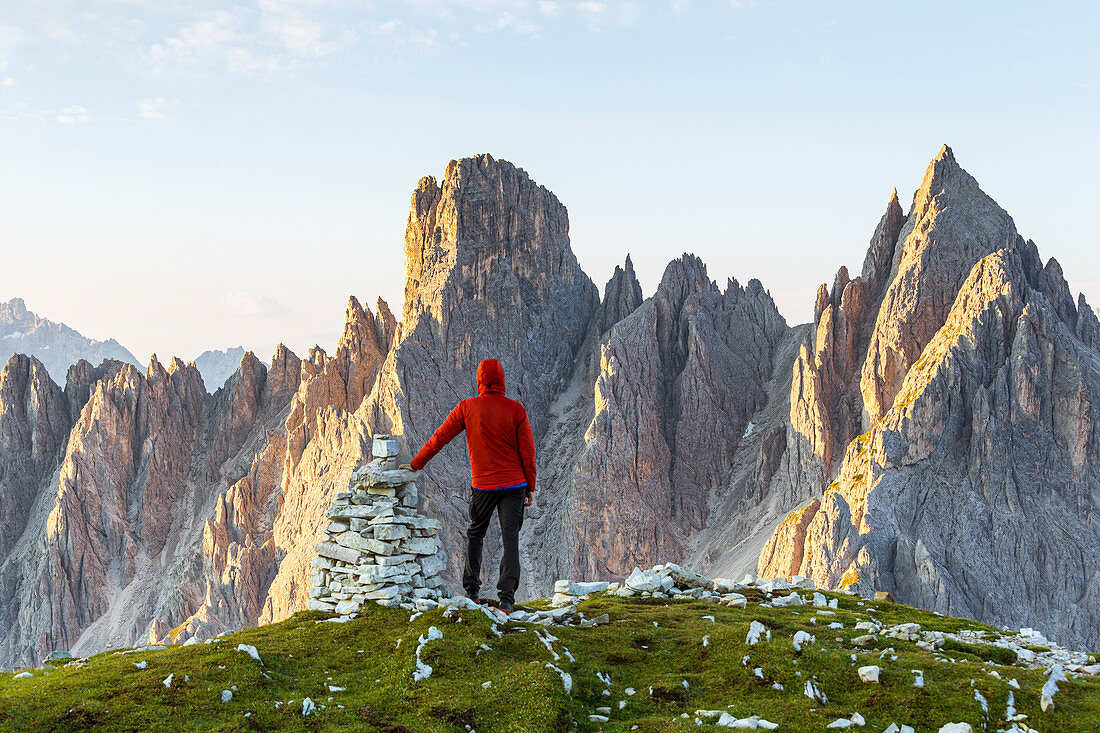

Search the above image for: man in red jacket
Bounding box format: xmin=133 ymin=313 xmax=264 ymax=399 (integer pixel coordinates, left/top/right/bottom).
xmin=400 ymin=358 xmax=535 ymax=613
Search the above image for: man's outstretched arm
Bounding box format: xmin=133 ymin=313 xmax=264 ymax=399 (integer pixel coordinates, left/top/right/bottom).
xmin=516 ymin=407 xmax=536 ymax=506
xmin=402 ymin=401 xmax=467 ymax=471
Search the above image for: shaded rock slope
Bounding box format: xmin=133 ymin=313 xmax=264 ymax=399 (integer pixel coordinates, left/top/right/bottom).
xmin=0 ymin=148 xmax=1097 ymax=669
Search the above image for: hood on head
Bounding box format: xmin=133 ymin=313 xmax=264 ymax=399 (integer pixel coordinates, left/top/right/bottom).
xmin=477 ymin=358 xmax=505 ymax=395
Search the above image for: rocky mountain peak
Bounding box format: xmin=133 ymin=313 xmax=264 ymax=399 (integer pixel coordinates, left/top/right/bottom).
xmin=2 ymin=298 xmax=29 ymax=322
xmin=400 ymin=154 xmax=592 ymax=356
xmin=859 ymin=189 xmax=906 ymax=295
xmin=1076 ymin=294 xmax=1100 ymax=350
xmin=859 ymin=146 xmax=1020 ymax=422
xmin=597 ymin=256 xmax=644 ymax=333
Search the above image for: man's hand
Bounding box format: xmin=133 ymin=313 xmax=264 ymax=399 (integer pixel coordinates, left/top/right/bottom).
xmin=398 ymin=463 xmax=414 ymax=471
xmin=524 ymin=490 xmax=534 ymax=507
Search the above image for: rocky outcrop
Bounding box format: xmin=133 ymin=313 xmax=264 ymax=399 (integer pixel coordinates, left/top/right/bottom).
xmin=1 ymin=298 xmax=140 ymax=383
xmin=759 ymin=149 xmax=1100 ymax=650
xmin=522 ymin=253 xmax=790 ymax=595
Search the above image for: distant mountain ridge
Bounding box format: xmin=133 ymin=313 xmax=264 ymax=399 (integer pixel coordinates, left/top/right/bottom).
xmin=1 ymin=299 xmax=255 ymax=394
xmin=0 ymin=298 xmax=140 ymax=382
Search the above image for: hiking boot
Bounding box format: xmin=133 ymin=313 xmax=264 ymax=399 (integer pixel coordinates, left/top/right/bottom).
xmin=465 ymin=592 xmax=481 ymax=604
xmin=498 ymin=600 xmax=514 ymax=614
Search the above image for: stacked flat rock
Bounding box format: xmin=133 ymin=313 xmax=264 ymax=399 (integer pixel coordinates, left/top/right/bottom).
xmin=307 ymin=435 xmax=449 ymax=615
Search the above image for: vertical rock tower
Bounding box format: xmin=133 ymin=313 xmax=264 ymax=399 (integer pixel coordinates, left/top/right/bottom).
xmin=308 ymin=435 xmax=449 ymax=614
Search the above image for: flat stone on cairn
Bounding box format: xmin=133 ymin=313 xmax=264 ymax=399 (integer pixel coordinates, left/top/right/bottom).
xmin=307 ymin=434 xmax=449 ymax=613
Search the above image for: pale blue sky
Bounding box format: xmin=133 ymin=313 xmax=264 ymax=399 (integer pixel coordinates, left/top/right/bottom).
xmin=1 ymin=0 xmax=1097 ymax=364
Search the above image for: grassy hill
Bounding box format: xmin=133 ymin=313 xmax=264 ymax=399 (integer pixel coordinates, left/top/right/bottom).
xmin=1 ymin=589 xmax=1097 ymax=732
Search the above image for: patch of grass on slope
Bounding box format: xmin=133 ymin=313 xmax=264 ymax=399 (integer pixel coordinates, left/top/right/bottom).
xmin=1 ymin=592 xmax=1098 ymax=732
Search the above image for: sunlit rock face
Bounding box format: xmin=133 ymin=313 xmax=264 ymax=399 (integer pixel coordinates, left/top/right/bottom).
xmin=759 ymin=148 xmax=1100 ymax=650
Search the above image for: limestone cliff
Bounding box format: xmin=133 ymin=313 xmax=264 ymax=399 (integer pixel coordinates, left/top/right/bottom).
xmin=523 ymin=255 xmax=789 ymax=594
xmin=759 ymin=148 xmax=1100 ymax=650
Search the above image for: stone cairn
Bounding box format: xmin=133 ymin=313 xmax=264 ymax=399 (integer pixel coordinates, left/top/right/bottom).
xmin=307 ymin=435 xmax=449 ymax=614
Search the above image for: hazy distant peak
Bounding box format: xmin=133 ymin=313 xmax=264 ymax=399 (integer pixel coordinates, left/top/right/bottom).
xmin=193 ymin=346 xmax=248 ymax=393
xmin=0 ymin=297 xmax=141 ymax=383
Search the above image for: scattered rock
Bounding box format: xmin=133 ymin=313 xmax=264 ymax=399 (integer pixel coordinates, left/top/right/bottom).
xmin=858 ymin=665 xmax=880 ymax=683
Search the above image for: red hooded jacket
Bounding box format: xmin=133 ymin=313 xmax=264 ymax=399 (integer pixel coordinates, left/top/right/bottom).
xmin=410 ymin=359 xmax=537 ymax=491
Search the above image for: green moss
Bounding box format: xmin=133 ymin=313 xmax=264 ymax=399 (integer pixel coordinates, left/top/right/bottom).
xmin=1 ymin=594 xmax=1097 ymax=732
xmin=1023 ymin=644 xmax=1051 ymax=653
xmin=939 ymin=639 xmax=1018 ymax=666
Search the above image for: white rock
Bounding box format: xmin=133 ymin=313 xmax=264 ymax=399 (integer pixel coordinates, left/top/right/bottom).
xmin=133 ymin=661 xmax=147 ymax=669
xmin=936 ymin=725 xmax=973 ymax=733
xmin=722 ymin=593 xmax=748 ymax=608
xmin=302 ymin=698 xmax=315 ymax=716
xmin=221 ymin=689 xmax=233 ymax=703
xmin=792 ymin=630 xmax=815 ymax=651
xmin=625 ymin=567 xmax=662 ymax=593
xmin=372 ymin=437 xmax=400 ymax=458
xmin=826 ymin=720 xmax=852 ymax=729
xmin=803 ymin=677 xmax=826 ymax=703
xmin=236 ymin=644 xmax=262 ymax=664
xmin=662 ymin=563 xmax=712 ymax=590
xmin=545 ymin=663 xmax=572 ymax=693
xmin=162 ymin=673 xmax=173 ymax=688
xmin=746 ymin=621 xmax=770 ymax=645
xmin=771 ymin=592 xmax=803 ymax=607
xmin=858 ymin=665 xmax=880 ymax=683
xmin=12 ymin=671 xmax=32 ymax=679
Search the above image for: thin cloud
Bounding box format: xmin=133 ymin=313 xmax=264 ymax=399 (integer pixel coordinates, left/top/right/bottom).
xmin=220 ymin=291 xmax=292 ymax=318
xmin=56 ymin=104 xmax=90 ymax=124
xmin=135 ymin=96 xmax=173 ymax=119
xmin=475 ymin=12 xmax=539 ymax=34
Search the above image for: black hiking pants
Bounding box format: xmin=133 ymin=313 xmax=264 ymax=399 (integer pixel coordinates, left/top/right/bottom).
xmin=463 ymin=487 xmax=526 ymax=604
